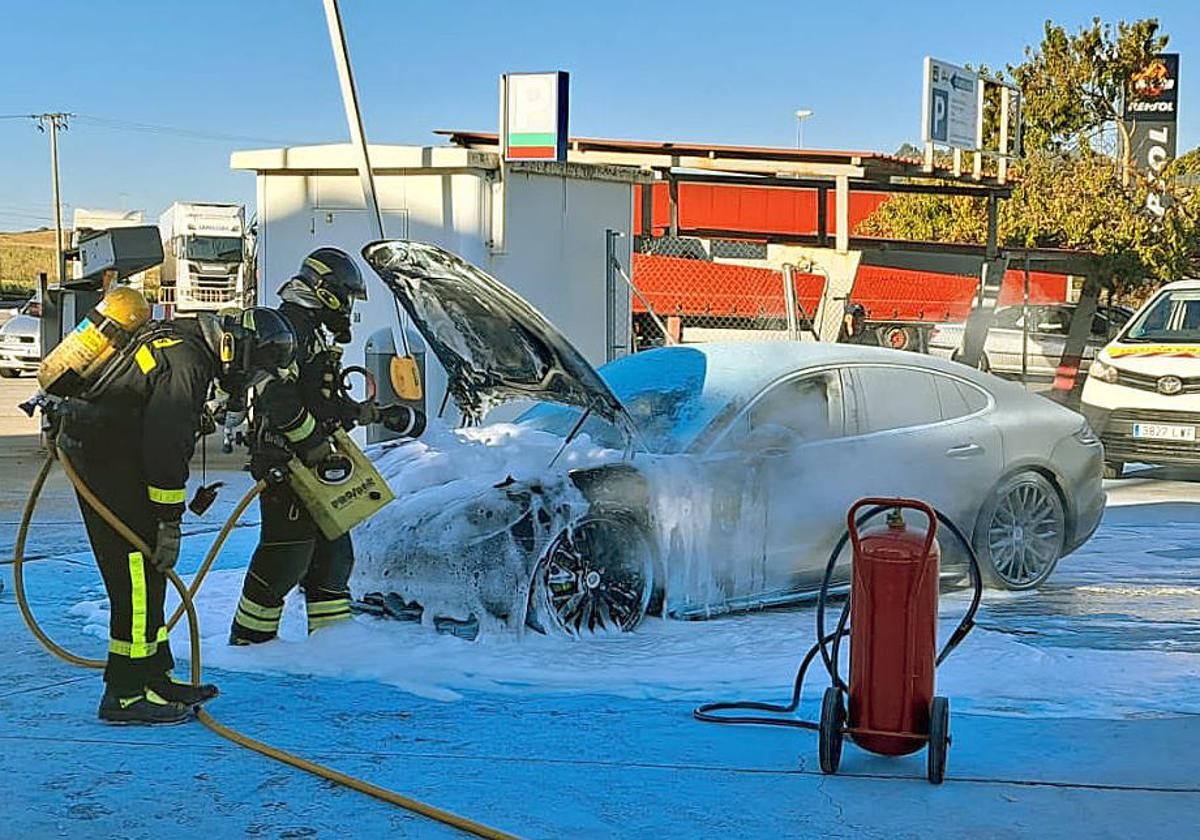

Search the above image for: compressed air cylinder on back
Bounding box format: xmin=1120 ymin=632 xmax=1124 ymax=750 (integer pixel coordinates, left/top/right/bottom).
xmin=38 ymin=286 xmax=152 ymax=398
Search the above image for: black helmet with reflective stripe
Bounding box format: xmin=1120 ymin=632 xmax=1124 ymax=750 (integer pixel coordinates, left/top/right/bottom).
xmin=280 ymin=248 xmax=366 ymax=312
xmin=278 ymin=248 xmax=365 ymax=343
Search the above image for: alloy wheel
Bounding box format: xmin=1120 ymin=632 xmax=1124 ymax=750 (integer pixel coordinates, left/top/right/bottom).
xmin=982 ymin=473 xmax=1065 ymax=589
xmin=532 ymin=515 xmax=654 ymax=636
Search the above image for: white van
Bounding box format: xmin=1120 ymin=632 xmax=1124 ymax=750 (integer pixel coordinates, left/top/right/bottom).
xmin=1080 ymin=279 xmax=1200 ymax=477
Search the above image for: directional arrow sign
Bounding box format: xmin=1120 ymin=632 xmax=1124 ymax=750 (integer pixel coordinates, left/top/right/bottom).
xmin=923 ymin=57 xmax=980 ymax=150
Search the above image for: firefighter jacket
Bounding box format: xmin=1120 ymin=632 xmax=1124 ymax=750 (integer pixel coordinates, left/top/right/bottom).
xmin=279 ymin=302 xmax=360 ymax=429
xmin=67 ymin=319 xmax=216 ymax=522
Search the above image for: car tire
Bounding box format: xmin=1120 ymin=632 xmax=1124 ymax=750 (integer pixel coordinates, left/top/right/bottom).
xmin=1103 ymin=460 xmax=1124 ymax=479
xmin=0 ymin=369 xmax=17 ymax=378
xmin=973 ymin=471 xmax=1065 ymax=590
xmin=529 ymin=512 xmax=657 ymax=636
xmin=951 ymin=350 xmax=990 ymax=373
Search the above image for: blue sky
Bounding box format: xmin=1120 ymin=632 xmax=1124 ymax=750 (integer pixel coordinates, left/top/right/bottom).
xmin=1 ymin=0 xmax=1196 ymax=231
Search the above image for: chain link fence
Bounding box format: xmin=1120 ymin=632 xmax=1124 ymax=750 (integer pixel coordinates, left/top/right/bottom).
xmin=624 ymin=235 xmax=826 ymax=351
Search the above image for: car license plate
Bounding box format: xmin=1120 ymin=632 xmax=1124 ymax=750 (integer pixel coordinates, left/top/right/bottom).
xmin=1133 ymin=423 xmax=1196 ymax=441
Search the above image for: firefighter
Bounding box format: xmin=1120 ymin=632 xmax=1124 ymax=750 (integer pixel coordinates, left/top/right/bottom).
xmin=56 ymin=300 xmax=296 ymax=725
xmin=230 ymin=248 xmax=424 ymax=646
xmin=837 ymin=302 xmax=881 ymax=347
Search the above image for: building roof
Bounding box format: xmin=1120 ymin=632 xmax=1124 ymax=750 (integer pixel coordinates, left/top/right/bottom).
xmin=437 ymin=130 xmax=1011 ymax=189
xmin=229 ymin=142 xmax=649 ymax=184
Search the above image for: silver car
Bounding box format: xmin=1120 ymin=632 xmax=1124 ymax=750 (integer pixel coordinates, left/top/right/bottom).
xmin=354 ymin=242 xmax=1107 ymax=637
xmin=929 ymin=304 xmax=1133 ymax=379
xmin=0 ymin=299 xmax=42 ymax=377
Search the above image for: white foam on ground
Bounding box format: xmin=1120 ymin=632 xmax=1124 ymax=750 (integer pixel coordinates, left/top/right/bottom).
xmin=62 ymin=555 xmax=1187 ymax=717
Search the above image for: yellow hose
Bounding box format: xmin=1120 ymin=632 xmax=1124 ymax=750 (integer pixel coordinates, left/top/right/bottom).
xmin=13 ymin=447 xmax=521 ymax=840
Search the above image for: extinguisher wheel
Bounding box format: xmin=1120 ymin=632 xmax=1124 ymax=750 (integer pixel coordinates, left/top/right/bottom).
xmin=927 ymin=695 xmax=950 ymax=785
xmin=819 ymin=686 xmax=846 ymax=775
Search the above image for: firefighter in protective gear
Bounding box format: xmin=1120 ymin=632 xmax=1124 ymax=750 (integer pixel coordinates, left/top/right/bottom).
xmin=57 ymin=301 xmax=296 ymax=725
xmin=230 ymin=248 xmax=425 ymax=646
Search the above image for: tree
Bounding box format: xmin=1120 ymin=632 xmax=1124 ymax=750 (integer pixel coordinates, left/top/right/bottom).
xmin=1013 ymin=17 xmax=1167 ymax=159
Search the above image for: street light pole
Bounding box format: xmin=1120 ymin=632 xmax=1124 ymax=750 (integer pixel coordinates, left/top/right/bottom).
xmin=794 ymin=109 xmax=813 ymax=149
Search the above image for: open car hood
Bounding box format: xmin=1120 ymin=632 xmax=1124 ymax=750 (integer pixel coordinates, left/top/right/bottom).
xmin=363 ymin=240 xmax=631 ymax=429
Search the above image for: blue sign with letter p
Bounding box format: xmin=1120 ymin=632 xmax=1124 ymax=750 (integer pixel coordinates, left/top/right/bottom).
xmin=930 ymin=88 xmax=948 ymax=142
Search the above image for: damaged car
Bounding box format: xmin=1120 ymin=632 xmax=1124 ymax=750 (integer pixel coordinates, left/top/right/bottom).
xmin=353 ymin=241 xmax=1106 ymax=638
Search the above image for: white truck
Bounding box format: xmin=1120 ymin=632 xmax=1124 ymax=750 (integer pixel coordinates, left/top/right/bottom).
xmin=158 ymin=202 xmax=248 ymax=311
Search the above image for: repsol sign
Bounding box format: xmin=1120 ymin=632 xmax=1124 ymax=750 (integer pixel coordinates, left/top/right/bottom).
xmin=1130 ymin=121 xmax=1177 ymax=216
xmin=1124 ymin=54 xmax=1179 ymax=121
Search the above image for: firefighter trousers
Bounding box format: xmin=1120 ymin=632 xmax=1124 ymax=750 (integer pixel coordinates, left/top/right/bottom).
xmin=72 ymin=446 xmax=174 ymax=695
xmin=231 ymin=483 xmax=354 ymax=644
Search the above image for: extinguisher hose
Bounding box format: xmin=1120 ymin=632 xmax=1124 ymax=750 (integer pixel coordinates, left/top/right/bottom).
xmin=694 ymin=505 xmax=983 ymax=730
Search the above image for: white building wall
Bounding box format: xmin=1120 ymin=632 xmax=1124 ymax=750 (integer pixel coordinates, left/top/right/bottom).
xmin=249 ymin=158 xmax=634 ymax=424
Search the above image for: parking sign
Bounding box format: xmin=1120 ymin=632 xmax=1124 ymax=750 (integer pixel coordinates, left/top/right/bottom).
xmin=922 ymin=57 xmax=979 ymax=150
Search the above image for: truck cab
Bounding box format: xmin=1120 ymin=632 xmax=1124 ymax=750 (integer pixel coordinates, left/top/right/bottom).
xmin=158 ymin=202 xmax=247 ymax=311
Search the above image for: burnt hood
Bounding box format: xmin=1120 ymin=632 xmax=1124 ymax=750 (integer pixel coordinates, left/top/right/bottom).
xmin=362 ymin=240 xmax=630 ymax=428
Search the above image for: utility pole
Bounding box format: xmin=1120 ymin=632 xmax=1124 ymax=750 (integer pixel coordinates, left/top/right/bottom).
xmin=35 ymin=113 xmax=72 ymax=286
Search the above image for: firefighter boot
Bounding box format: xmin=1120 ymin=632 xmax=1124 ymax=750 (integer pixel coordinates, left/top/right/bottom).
xmin=97 ymin=687 xmax=190 ymax=725
xmin=148 ymin=672 xmax=219 ymax=706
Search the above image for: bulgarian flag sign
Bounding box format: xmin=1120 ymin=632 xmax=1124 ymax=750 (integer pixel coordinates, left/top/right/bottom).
xmin=504 ymin=72 xmax=569 ymax=162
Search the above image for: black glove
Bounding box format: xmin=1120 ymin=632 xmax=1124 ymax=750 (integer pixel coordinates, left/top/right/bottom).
xmin=153 ymin=520 xmax=182 ymax=573
xmin=356 ymin=400 xmax=382 ymax=427
xmin=249 ymin=444 xmax=293 ymax=482
xmin=296 ymin=435 xmax=336 ymax=468
xmin=379 ymin=404 xmax=426 ymax=438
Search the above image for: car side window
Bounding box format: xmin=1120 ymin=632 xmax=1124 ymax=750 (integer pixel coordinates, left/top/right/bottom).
xmin=993 ymin=307 xmax=1024 ymax=329
xmin=1036 ymin=307 xmax=1070 ymax=335
xmin=748 ymin=372 xmax=840 ymax=441
xmin=851 ymin=366 xmax=942 ymax=433
xmin=933 ymin=374 xmax=988 ymax=420
xmin=717 ymin=371 xmax=841 ymax=452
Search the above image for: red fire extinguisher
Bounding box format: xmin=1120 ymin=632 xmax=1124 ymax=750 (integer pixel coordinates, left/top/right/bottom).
xmin=820 ymin=497 xmax=951 ymax=784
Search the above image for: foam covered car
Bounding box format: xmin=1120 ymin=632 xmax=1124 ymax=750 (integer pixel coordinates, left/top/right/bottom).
xmin=352 ymin=241 xmax=1105 ymax=638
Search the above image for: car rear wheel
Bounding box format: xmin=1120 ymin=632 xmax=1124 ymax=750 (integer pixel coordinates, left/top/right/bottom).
xmin=530 ymin=513 xmax=655 ymax=636
xmin=951 ymin=350 xmax=990 ymax=373
xmin=974 ymin=472 xmax=1065 ymax=590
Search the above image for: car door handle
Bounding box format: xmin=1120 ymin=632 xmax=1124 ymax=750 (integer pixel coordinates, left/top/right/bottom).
xmin=946 ymin=443 xmax=984 ymax=458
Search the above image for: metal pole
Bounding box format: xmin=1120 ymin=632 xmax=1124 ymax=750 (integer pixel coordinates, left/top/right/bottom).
xmin=782 ymin=264 xmax=800 ymax=340
xmin=321 ymin=0 xmax=411 ymax=356
xmin=1022 ymin=251 xmax=1030 ymax=387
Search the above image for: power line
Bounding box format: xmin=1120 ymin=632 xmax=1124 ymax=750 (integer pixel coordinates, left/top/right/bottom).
xmin=72 ymin=113 xmax=294 ymax=146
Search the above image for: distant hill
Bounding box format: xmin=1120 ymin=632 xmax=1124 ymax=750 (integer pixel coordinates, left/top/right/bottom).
xmin=0 ymin=228 xmax=66 ymax=295
xmin=0 ymin=228 xmax=160 ymax=298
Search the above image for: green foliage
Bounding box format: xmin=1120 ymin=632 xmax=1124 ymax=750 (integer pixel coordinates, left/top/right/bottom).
xmin=1012 ymin=17 xmax=1167 ymax=154
xmin=861 ymin=17 xmax=1198 ymax=286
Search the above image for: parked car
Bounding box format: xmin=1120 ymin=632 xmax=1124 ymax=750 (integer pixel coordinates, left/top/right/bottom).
xmin=0 ymin=298 xmax=42 ymax=378
xmin=353 ymin=241 xmax=1106 ymax=638
xmin=929 ymin=304 xmax=1133 ymax=379
xmin=1081 ymin=279 xmax=1200 ymax=478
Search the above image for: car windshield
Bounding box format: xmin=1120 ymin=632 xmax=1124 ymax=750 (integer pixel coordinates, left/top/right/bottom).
xmin=1123 ymin=289 xmax=1200 ymax=343
xmin=515 ymin=347 xmax=725 ymax=454
xmin=184 ymin=236 xmax=243 ymax=262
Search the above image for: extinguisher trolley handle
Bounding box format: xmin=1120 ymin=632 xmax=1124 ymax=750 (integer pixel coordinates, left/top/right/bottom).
xmin=846 ymin=496 xmax=939 ymax=564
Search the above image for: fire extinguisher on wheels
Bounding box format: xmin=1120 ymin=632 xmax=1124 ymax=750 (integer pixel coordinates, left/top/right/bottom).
xmin=694 ymin=496 xmax=983 ymax=787
xmin=819 ymin=498 xmax=950 ymax=783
